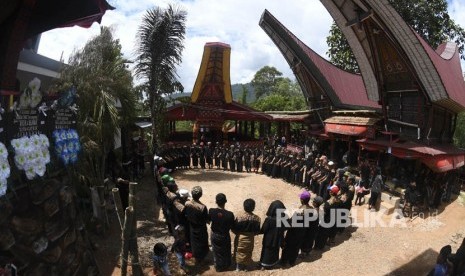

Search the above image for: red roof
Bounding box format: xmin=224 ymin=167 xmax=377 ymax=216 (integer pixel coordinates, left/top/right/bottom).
xmin=164 ymin=102 xmax=272 ymax=121
xmin=296 ymin=38 xmax=380 ymax=109
xmin=259 ymin=10 xmax=380 ymax=110
xmin=416 ymin=34 xmax=465 ymax=110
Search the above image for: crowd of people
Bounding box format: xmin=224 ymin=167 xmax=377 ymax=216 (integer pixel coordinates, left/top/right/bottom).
xmin=150 ymin=141 xmax=391 ymax=275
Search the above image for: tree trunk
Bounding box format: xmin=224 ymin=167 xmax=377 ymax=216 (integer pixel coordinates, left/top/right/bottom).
xmin=120 ymin=206 xmax=133 ymax=276
xmin=128 ymin=182 xmax=142 ymax=276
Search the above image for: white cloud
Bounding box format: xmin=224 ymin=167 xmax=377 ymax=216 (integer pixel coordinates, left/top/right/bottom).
xmin=38 ymin=0 xmax=465 ymax=92
xmin=38 ymin=0 xmax=333 ymax=91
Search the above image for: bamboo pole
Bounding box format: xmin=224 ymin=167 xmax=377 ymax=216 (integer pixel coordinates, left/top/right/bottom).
xmin=128 ymin=182 xmax=142 ymax=276
xmin=112 ymin=188 xmax=124 ymax=230
xmin=120 ymin=206 xmax=133 ymax=276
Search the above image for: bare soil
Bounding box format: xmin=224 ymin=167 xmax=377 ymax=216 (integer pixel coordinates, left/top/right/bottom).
xmin=94 ymin=168 xmax=465 ymax=276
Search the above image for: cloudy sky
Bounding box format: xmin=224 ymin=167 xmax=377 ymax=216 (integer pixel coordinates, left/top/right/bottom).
xmin=38 ymin=0 xmax=465 ymax=92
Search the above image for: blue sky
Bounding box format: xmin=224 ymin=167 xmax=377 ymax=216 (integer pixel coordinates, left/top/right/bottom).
xmin=38 ymin=0 xmax=465 ymax=91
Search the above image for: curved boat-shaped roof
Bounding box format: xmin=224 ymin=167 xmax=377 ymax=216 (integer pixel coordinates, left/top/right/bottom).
xmin=320 ymin=0 xmax=465 ymax=113
xmin=259 ymin=9 xmax=380 ymax=110
xmin=191 ymin=42 xmax=233 ymax=104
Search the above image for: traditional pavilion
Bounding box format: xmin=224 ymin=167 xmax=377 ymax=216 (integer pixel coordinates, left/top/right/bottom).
xmin=165 ymin=42 xmax=272 ymax=144
xmin=320 ymin=0 xmax=465 ymax=173
xmin=260 ymin=10 xmax=381 ymax=160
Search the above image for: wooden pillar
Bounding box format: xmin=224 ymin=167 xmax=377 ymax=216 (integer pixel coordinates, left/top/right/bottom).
xmin=259 ymin=122 xmax=264 ymax=138
xmin=244 ymin=121 xmax=248 ymax=137
xmin=330 ymin=137 xmax=335 ymax=160
xmin=251 ymin=121 xmax=255 ymax=139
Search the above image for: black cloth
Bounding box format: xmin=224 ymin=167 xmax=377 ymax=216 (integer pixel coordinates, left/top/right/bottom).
xmin=281 ymin=211 xmax=306 ymax=266
xmin=260 ymin=200 xmax=285 ymax=267
xmin=184 ymin=200 xmax=210 ymax=261
xmin=209 ymin=207 xmax=234 ymax=270
xmin=301 ymin=207 xmax=319 ymax=253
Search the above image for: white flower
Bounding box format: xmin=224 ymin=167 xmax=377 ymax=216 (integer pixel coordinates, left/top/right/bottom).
xmin=29 ymin=92 xmax=42 ymax=108
xmin=14 ymin=153 xmax=26 ymax=170
xmin=19 ymin=92 xmax=31 ymax=109
xmin=41 ymin=149 xmax=50 ymax=164
xmin=39 ymin=134 xmax=49 ymax=147
xmin=0 ymin=161 xmax=10 ymax=179
xmin=34 ymin=164 xmax=46 ymax=177
xmin=0 ymin=178 xmax=7 ymax=197
xmin=11 ymin=138 xmax=22 ymax=151
xmin=24 ymin=164 xmax=36 ymax=180
xmin=0 ymin=142 xmax=7 ymax=159
xmin=31 ymin=134 xmax=41 ymax=147
xmin=29 ymin=77 xmax=41 ymax=94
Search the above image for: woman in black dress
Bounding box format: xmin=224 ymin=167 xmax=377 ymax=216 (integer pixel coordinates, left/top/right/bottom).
xmin=260 ymin=200 xmax=286 ymax=269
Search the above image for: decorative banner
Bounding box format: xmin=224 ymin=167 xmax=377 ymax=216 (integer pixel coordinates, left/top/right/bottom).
xmin=8 ymin=108 xmax=48 ymax=139
xmin=53 ymin=108 xmax=77 ymax=130
xmin=0 ymin=142 xmax=10 ymax=196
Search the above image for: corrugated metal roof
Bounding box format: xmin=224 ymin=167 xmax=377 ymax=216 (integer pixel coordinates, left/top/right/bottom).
xmin=268 ymin=114 xmax=310 ymax=122
xmin=324 ymin=116 xmax=381 ymax=126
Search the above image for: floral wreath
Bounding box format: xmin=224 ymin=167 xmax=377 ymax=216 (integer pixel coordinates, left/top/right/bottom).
xmin=11 ymin=134 xmax=50 ymax=180
xmin=0 ymin=142 xmax=10 ymax=196
xmin=53 ymin=129 xmax=80 ymax=165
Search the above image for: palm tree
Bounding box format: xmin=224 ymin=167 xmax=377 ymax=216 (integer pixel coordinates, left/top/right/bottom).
xmin=135 ymin=4 xmax=186 ymax=152
xmin=56 ymin=26 xmax=137 ymax=188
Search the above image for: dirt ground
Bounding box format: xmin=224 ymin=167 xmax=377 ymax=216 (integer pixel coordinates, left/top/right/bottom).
xmin=94 ymin=168 xmax=465 ymax=276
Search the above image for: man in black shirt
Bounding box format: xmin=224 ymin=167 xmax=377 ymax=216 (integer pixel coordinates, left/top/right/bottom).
xmin=209 ymin=193 xmax=235 ymax=272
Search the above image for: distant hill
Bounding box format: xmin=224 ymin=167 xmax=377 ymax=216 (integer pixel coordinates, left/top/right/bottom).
xmin=231 ymin=83 xmax=256 ymax=103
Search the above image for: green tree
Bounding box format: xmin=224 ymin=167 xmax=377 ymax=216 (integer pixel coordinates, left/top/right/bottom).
xmin=326 ymin=0 xmax=465 ymax=73
xmin=56 ymin=26 xmax=136 ymax=188
xmin=251 ymin=66 xmax=283 ymax=100
xmin=253 ymin=78 xmax=306 ymax=111
xmin=240 ymin=84 xmax=248 ymax=104
xmin=135 ymin=4 xmax=186 ymax=152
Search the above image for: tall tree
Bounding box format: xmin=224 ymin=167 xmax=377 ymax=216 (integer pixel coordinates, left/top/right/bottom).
xmin=135 ymin=4 xmax=186 ymax=152
xmin=56 ymin=26 xmax=136 ymax=187
xmin=240 ymin=84 xmax=248 ymax=104
xmin=326 ymin=0 xmax=465 ymax=73
xmin=253 ymin=77 xmax=306 ymax=111
xmin=251 ymin=66 xmax=283 ymax=100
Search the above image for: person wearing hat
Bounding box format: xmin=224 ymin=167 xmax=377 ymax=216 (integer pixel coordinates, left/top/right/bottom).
xmin=209 ymin=193 xmax=235 ymax=272
xmin=260 ymin=200 xmax=286 ymax=269
xmin=300 ymin=190 xmax=318 ymax=257
xmin=184 ymin=186 xmax=210 ymax=265
xmin=280 ymin=191 xmax=310 ymax=267
xmin=232 ymin=199 xmax=261 ymax=271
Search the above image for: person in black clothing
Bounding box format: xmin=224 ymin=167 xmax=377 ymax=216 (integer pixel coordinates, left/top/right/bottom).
xmin=232 ymin=199 xmax=261 ymax=271
xmin=184 ymin=186 xmax=210 ymax=265
xmin=301 ymin=194 xmax=323 ymax=256
xmin=209 ymin=193 xmax=235 ymax=272
xmin=260 ymin=200 xmax=286 ymax=269
xmin=280 ymin=191 xmax=308 ymax=267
